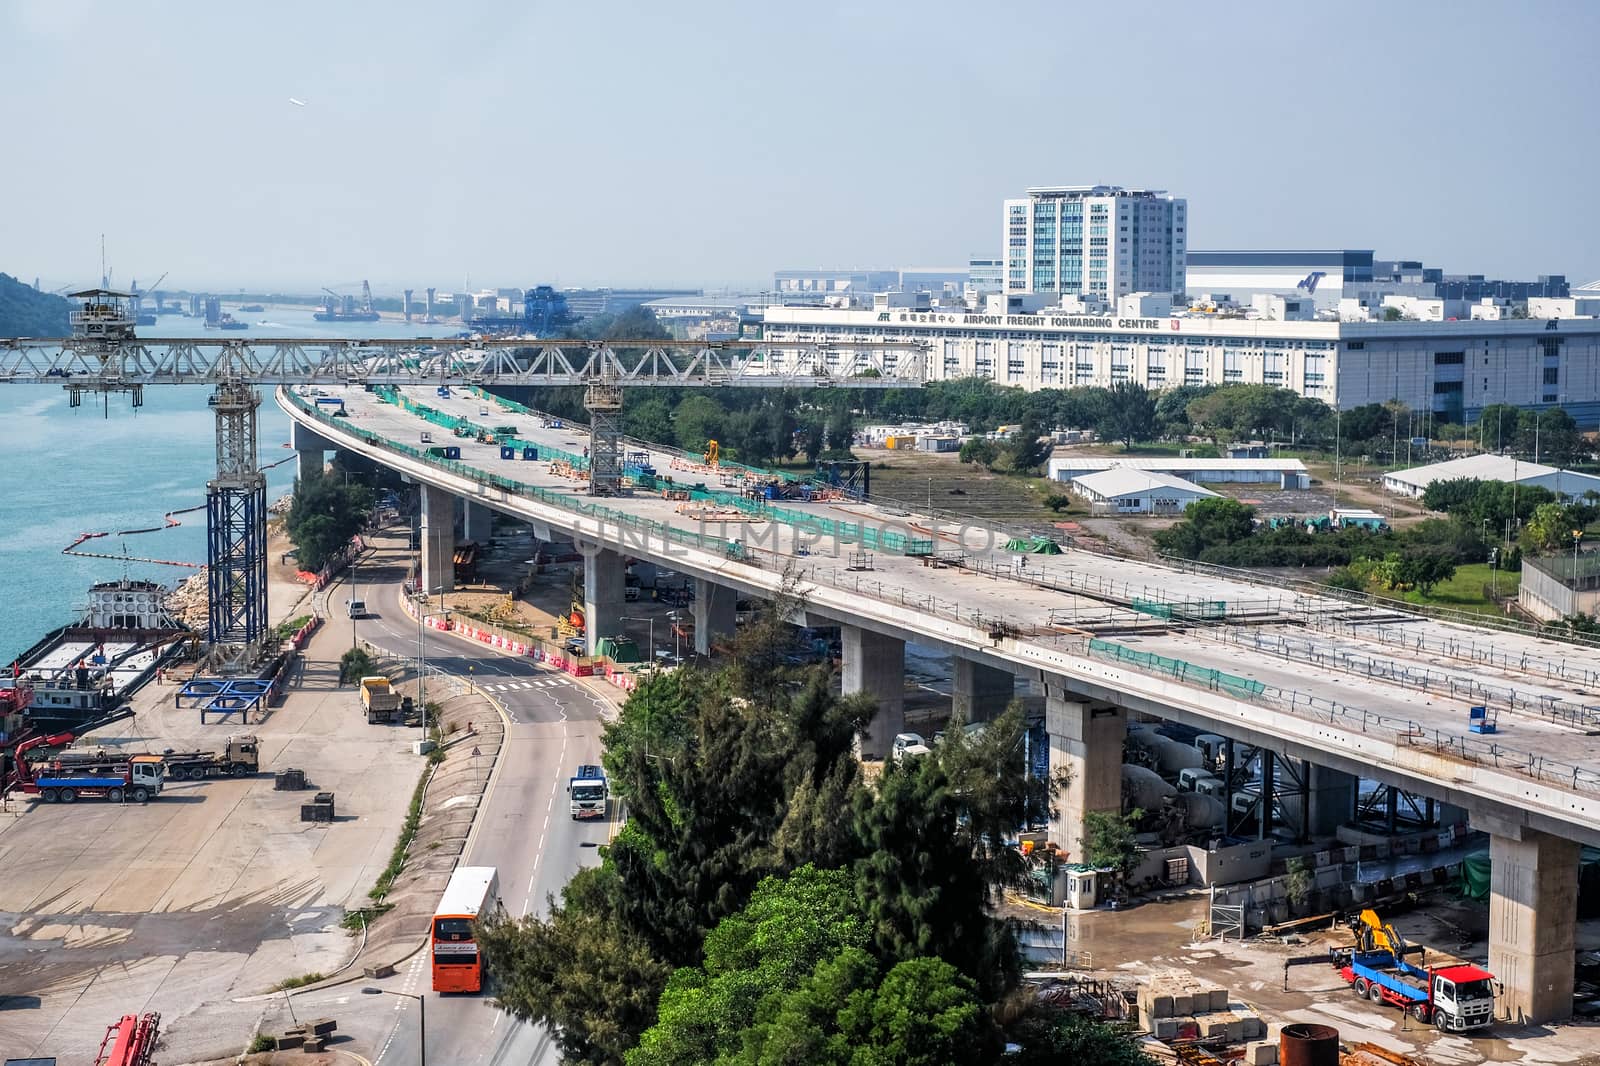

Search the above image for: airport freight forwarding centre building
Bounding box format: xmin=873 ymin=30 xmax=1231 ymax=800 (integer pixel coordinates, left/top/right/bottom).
xmin=760 ymin=305 xmax=1600 ymax=420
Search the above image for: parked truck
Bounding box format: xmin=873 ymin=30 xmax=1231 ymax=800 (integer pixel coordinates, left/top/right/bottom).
xmin=7 ymin=729 xmax=166 ymax=804
xmin=360 ymin=676 xmax=408 ymax=724
xmin=567 ymin=764 xmax=608 ymax=820
xmin=42 ymin=734 xmax=259 ymax=781
xmin=1332 ymin=910 xmax=1496 ymax=1031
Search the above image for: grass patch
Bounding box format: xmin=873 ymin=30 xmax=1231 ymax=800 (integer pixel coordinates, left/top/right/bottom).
xmin=340 ymin=903 xmax=394 ymax=933
xmin=273 ymin=614 xmax=313 ymax=641
xmin=270 ymin=971 xmax=327 ymax=991
xmin=246 ymin=1033 xmax=276 ymax=1053
xmin=1378 ymin=562 xmax=1521 ymax=616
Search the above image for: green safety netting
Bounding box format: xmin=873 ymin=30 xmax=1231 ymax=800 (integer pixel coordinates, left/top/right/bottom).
xmin=1132 ymin=598 xmax=1227 ymax=621
xmin=1088 ymin=638 xmax=1265 ymax=699
xmin=1031 ymin=537 xmax=1062 ymax=554
xmin=301 ymin=392 xmax=934 ymax=557
xmin=1459 ymin=847 xmax=1600 ymax=917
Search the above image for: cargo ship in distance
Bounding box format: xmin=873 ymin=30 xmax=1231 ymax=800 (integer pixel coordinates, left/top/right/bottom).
xmin=314 ymin=280 xmax=382 ymax=322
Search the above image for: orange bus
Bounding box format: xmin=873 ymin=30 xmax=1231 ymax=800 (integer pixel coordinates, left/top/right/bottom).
xmin=431 ymin=865 xmax=500 ymax=993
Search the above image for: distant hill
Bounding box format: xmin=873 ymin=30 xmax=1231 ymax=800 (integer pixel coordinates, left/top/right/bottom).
xmin=0 ymin=273 xmax=70 ymax=337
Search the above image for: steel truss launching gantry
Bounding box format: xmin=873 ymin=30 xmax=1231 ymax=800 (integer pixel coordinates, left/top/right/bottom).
xmin=8 ymin=296 xmax=930 ymax=665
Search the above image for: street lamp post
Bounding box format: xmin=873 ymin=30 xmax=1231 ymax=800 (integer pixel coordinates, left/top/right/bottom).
xmin=362 ymin=987 xmax=425 ymax=1065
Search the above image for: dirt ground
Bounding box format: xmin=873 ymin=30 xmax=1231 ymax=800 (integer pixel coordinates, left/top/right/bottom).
xmin=1045 ymin=889 xmax=1600 ymax=1066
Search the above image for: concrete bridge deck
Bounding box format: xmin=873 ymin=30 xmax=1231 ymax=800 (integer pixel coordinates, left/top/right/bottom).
xmin=284 ymin=382 xmax=1600 ymax=1023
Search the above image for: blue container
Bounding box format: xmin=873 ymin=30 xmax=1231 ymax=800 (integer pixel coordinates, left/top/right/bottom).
xmin=445 ymin=446 xmax=462 ymax=460
xmin=500 ymin=446 xmax=516 ymax=460
xmin=523 ymin=446 xmax=539 ymax=460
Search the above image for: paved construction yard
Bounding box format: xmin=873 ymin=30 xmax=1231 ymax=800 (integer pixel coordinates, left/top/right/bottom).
xmin=0 ymin=621 xmax=420 ymax=1062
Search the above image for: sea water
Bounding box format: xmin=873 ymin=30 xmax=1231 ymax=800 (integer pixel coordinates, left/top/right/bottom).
xmin=0 ymin=306 xmax=462 ymax=656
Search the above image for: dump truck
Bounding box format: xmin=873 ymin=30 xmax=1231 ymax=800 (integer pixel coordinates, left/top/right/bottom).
xmin=1331 ymin=910 xmax=1496 ymax=1031
xmin=360 ymin=676 xmax=406 ymax=724
xmin=567 ymin=764 xmax=608 ymax=820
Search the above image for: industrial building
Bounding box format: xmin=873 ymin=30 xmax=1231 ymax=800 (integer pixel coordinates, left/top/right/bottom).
xmin=1004 ymin=185 xmax=1187 ymax=301
xmin=1185 ymin=250 xmax=1375 ymax=311
xmin=1519 ymin=554 xmax=1600 ymax=622
xmin=1381 ymin=453 xmax=1600 ymax=500
xmin=561 ymin=287 xmax=701 ymax=317
xmin=1047 ymin=455 xmax=1310 ymax=490
xmin=758 ymin=300 xmax=1600 ymax=422
xmin=1068 ymin=468 xmax=1219 ymax=514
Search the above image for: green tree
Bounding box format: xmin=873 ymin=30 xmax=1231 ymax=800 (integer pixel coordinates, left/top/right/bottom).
xmin=1005 ymin=411 xmax=1051 ymax=474
xmin=1522 ymin=501 xmax=1581 ymax=554
xmin=1475 ymin=403 xmax=1523 ymax=453
xmin=851 ymin=755 xmax=1018 ymax=999
xmin=625 ymin=395 xmax=676 ymax=447
xmin=1152 ymin=498 xmax=1257 ymax=559
xmin=478 ymin=872 xmax=674 ymax=1066
xmin=1395 ymin=548 xmax=1457 ymax=595
xmin=836 ymin=956 xmax=988 ymax=1066
xmin=673 ymin=394 xmax=726 ymax=454
xmin=1098 ymin=381 xmax=1157 ymax=449
xmin=628 ymin=866 xmax=872 ymax=1065
xmin=825 ymin=398 xmax=856 ymax=454
xmin=1006 ymin=1008 xmax=1154 ymax=1066
xmin=1081 ymin=810 xmax=1142 ymax=884
xmin=959 ymin=437 xmax=999 ymax=470
xmin=284 ymin=474 xmax=374 ymax=571
xmin=1518 ymin=407 xmax=1584 ymax=465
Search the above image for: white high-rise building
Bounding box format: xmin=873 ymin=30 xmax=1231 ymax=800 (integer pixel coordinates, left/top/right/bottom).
xmin=1004 ymin=185 xmax=1186 ymax=301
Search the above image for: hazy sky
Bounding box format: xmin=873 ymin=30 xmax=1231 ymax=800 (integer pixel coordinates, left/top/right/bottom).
xmin=6 ymin=0 xmax=1598 ymax=293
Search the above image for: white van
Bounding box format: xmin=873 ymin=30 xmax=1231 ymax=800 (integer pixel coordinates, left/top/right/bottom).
xmin=347 ymin=599 xmax=367 ymax=619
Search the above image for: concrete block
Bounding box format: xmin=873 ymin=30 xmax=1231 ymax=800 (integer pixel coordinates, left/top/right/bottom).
xmin=1203 ymin=1016 xmax=1229 ymax=1038
xmin=1226 ymin=1018 xmax=1246 ymax=1042
xmin=1151 ymin=994 xmax=1174 ymax=1018
xmin=363 ymin=963 xmax=396 ymax=979
xmin=307 ymin=1018 xmax=337 ymax=1036
xmin=1208 ymin=987 xmax=1229 ymax=1011
xmin=1172 ymin=992 xmax=1193 ymax=1014
xmin=1153 ymin=1017 xmax=1180 ymax=1040
xmin=1313 ymin=850 xmax=1332 ymax=868
xmin=275 ymin=1033 xmax=305 ymax=1050
xmin=1242 ymin=1015 xmax=1266 ymax=1040
xmin=1245 ymin=1039 xmax=1278 ymax=1065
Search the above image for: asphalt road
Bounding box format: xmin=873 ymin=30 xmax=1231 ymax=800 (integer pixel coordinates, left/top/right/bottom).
xmin=320 ymin=546 xmax=613 ymax=1065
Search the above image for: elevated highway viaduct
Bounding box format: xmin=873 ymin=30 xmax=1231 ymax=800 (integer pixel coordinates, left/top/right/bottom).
xmin=285 ymin=383 xmax=1600 ymax=1025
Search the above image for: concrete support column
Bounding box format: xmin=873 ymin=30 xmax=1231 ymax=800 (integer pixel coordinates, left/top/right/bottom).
xmin=1489 ymin=827 xmax=1580 ymax=1024
xmin=951 ymin=658 xmax=1015 ymax=724
xmin=581 ymin=545 xmax=625 ymax=657
xmin=1305 ymin=765 xmax=1356 ymax=837
xmin=290 ymin=420 xmax=328 ymax=482
xmin=692 ymin=577 xmax=737 ymax=656
xmin=841 ymin=624 xmax=904 ymax=760
xmin=418 ymin=484 xmax=455 ymax=596
xmin=463 ymin=501 xmax=493 ymax=544
xmin=1044 ymin=682 xmax=1126 ymax=862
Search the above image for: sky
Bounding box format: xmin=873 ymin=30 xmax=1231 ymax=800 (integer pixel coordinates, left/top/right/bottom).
xmin=5 ymin=0 xmax=1598 ymax=293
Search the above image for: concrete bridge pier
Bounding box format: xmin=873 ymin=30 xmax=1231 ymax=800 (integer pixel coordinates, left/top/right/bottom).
xmin=692 ymin=577 xmax=736 ymax=656
xmin=1043 ymin=681 xmax=1126 ymax=862
xmin=463 ymin=500 xmax=494 ymax=544
xmin=951 ymin=658 xmax=1015 ymax=724
xmin=418 ymin=483 xmax=456 ymax=597
xmin=842 ymin=624 xmax=904 ymax=760
xmin=581 ymin=545 xmax=625 ymax=657
xmin=1482 ymin=819 xmax=1580 ymax=1024
xmin=290 ymin=420 xmax=331 ymax=481
xmin=1305 ymin=765 xmax=1357 ymax=837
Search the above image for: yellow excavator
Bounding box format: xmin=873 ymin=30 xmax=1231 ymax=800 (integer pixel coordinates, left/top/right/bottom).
xmin=703 ymin=439 xmax=719 ymax=467
xmin=1352 ymin=909 xmax=1409 ymax=957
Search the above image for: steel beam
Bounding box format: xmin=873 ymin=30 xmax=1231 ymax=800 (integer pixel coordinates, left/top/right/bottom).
xmin=0 ymin=338 xmax=929 ymax=389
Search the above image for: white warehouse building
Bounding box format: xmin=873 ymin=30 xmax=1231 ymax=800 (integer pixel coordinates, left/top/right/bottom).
xmin=1047 ymin=456 xmax=1310 ymax=489
xmin=1381 ymin=453 xmax=1600 ymax=500
xmin=1069 ymin=468 xmax=1219 ymax=515
xmin=757 ymin=303 xmax=1600 ymax=423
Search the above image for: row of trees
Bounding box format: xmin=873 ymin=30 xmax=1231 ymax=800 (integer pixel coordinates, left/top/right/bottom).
xmin=476 ymin=601 xmax=1148 ymax=1065
xmin=1421 ymin=477 xmax=1600 ymax=554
